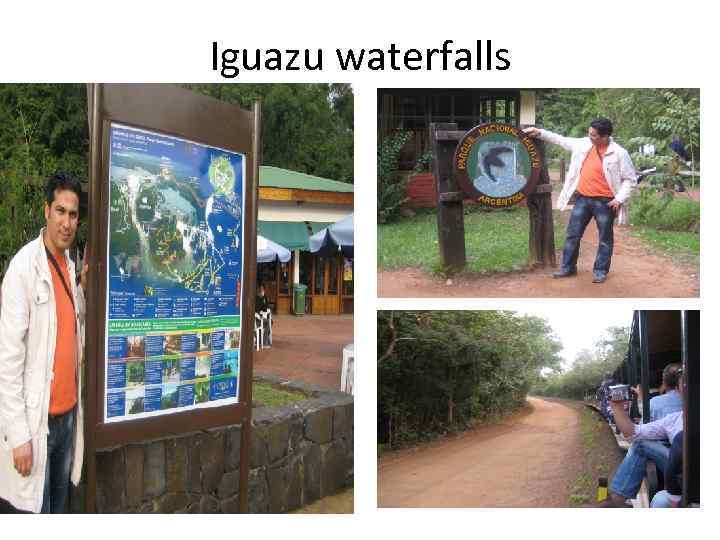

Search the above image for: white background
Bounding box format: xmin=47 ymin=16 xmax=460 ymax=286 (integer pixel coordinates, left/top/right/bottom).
xmin=1 ymin=0 xmax=712 ymax=535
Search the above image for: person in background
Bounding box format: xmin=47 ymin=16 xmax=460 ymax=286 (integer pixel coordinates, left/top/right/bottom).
xmin=256 ymin=283 xmax=269 ymax=313
xmin=634 ymin=363 xmax=683 ymax=422
xmin=651 ymin=430 xmax=683 ymax=508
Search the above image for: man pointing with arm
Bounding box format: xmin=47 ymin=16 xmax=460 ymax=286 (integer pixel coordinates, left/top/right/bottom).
xmin=525 ymin=118 xmax=636 ymax=283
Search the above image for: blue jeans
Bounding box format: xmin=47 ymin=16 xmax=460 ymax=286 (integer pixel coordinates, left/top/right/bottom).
xmin=42 ymin=408 xmax=75 ymax=514
xmin=610 ymin=440 xmax=670 ymax=499
xmin=561 ymin=195 xmax=615 ymax=275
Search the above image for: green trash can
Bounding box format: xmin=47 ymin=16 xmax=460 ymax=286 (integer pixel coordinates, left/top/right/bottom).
xmin=293 ymin=284 xmax=308 ymax=316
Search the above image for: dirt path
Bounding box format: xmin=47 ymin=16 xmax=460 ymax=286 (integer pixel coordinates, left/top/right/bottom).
xmin=379 ymin=202 xmax=699 ymax=298
xmin=377 ymin=397 xmax=584 ymax=508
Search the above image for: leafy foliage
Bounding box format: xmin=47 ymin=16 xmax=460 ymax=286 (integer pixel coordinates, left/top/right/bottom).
xmin=413 ymin=150 xmax=434 ymax=173
xmin=378 ymin=311 xmax=562 ymax=448
xmin=183 ymin=84 xmax=354 ymax=183
xmin=536 ymin=89 xmax=700 ymax=170
xmin=533 ymin=326 xmax=630 ymax=400
xmin=0 ymin=83 xmax=354 ymax=276
xmin=377 ymin=131 xmax=412 ymax=223
xmin=0 ymin=84 xmax=89 ymax=275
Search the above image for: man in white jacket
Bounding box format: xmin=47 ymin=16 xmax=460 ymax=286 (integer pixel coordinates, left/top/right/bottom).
xmin=525 ymin=118 xmax=636 ymax=283
xmin=0 ymin=172 xmax=87 ymax=513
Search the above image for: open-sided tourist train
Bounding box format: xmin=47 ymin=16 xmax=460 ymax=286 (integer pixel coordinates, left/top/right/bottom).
xmin=586 ymin=310 xmax=699 ymax=508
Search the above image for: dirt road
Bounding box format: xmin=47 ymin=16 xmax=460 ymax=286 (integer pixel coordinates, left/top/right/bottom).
xmin=378 ymin=206 xmax=699 ymax=298
xmin=377 ymin=397 xmax=583 ymax=507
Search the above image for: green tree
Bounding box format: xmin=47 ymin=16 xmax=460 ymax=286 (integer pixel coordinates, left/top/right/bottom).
xmin=377 ymin=131 xmax=412 ymax=223
xmin=184 ymin=84 xmax=354 ymax=183
xmin=533 ymin=325 xmax=630 ymax=399
xmin=0 ymin=84 xmax=88 ymax=275
xmin=378 ymin=310 xmax=562 ymax=449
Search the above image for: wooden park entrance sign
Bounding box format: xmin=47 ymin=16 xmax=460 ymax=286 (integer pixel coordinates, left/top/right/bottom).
xmin=85 ymin=84 xmax=260 ymax=512
xmin=431 ymin=122 xmax=555 ymax=271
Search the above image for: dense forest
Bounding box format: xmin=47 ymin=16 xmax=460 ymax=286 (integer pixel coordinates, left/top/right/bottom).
xmin=532 ymin=325 xmax=630 ymax=400
xmin=0 ymin=83 xmax=354 ymax=274
xmin=377 ymin=310 xmax=562 ymax=449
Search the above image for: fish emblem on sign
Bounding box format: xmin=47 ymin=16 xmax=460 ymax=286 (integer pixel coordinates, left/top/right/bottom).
xmin=454 ymin=123 xmax=542 ymax=207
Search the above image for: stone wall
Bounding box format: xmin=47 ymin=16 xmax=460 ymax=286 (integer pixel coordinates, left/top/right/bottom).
xmin=75 ymin=377 xmax=353 ymax=513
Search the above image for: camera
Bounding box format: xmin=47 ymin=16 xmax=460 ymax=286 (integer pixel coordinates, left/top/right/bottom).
xmin=608 ymin=384 xmax=631 ymax=402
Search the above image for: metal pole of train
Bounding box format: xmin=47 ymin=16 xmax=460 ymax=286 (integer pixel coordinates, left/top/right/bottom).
xmin=629 ymin=314 xmax=640 ymax=419
xmin=638 ymin=311 xmax=650 ymax=423
xmin=681 ymin=310 xmax=700 ymax=506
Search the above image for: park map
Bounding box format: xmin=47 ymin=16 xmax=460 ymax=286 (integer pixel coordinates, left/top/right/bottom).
xmin=104 ymin=124 xmax=245 ymax=422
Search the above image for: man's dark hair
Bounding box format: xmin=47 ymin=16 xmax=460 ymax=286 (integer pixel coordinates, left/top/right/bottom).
xmin=662 ymin=363 xmax=682 ymax=389
xmin=45 ymin=171 xmax=82 ymax=207
xmin=589 ymin=117 xmax=613 ymax=137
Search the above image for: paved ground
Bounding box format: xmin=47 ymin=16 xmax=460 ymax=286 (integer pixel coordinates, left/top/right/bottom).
xmin=377 ymin=397 xmax=584 ymax=507
xmin=253 ymin=315 xmax=353 ymax=390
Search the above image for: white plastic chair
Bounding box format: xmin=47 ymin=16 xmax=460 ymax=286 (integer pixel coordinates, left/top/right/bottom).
xmin=260 ymin=309 xmax=273 ymax=347
xmin=254 ymin=313 xmax=264 ymax=350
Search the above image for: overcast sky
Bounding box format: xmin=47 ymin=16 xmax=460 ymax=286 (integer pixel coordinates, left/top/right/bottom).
xmin=513 ymin=306 xmax=634 ymax=370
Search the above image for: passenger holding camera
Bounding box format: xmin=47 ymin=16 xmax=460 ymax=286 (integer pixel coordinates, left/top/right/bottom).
xmin=598 ymin=369 xmax=684 ymax=507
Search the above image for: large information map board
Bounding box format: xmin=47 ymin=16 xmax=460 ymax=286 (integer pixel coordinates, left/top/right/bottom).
xmin=104 ymin=123 xmax=245 ymax=423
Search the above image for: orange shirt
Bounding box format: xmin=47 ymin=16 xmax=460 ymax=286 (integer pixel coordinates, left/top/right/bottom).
xmin=47 ymin=253 xmax=78 ymax=415
xmin=577 ymin=145 xmax=615 ymax=198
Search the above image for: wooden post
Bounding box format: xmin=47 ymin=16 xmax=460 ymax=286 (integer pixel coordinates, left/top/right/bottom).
xmin=526 ymin=138 xmax=556 ymax=267
xmin=430 ymin=122 xmax=465 ymax=271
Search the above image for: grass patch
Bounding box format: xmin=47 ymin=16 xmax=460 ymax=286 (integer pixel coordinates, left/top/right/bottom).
xmin=378 ymin=207 xmax=566 ymax=274
xmin=252 ymin=381 xmax=308 ymax=407
xmin=568 ymin=407 xmax=603 ymax=506
xmin=624 ymin=191 xmax=700 ymax=265
xmin=627 ymin=226 xmax=699 ymax=264
xmin=568 ymin=405 xmax=624 ymax=507
xmin=630 ymin=192 xmax=699 ymax=232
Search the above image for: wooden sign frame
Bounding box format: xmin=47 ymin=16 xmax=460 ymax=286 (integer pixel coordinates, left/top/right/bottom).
xmin=86 ymin=84 xmax=260 ymax=512
xmin=431 ymin=121 xmax=554 ymax=272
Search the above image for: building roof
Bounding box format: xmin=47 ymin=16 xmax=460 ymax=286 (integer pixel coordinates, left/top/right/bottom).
xmin=260 ymin=166 xmax=354 ymax=193
xmin=258 ymin=221 xmax=311 ymax=251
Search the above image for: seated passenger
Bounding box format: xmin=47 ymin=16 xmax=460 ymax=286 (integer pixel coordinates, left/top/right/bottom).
xmin=650 ymin=363 xmax=683 ymax=422
xmin=256 ymin=283 xmax=269 ymax=313
xmin=597 ymin=371 xmax=684 ymax=507
xmin=651 ymin=430 xmax=683 ymax=508
xmin=635 ymin=363 xmax=683 ymax=422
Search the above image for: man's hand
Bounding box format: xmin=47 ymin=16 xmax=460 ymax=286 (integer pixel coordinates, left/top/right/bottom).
xmin=607 ymin=199 xmax=622 ymax=210
xmin=609 ymin=400 xmax=636 ymax=439
xmin=523 ymin=126 xmax=542 ymax=138
xmin=12 ymin=441 xmax=33 ymax=477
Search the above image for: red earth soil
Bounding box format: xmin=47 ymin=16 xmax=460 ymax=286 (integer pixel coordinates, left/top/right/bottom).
xmin=377 ymin=397 xmax=583 ymax=508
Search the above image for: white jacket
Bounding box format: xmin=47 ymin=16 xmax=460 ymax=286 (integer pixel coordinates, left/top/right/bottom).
xmin=536 ymin=129 xmax=637 ymax=224
xmin=0 ymin=230 xmax=85 ymax=513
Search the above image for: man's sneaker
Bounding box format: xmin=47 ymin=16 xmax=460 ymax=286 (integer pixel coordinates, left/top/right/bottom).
xmin=552 ymin=268 xmax=577 ymax=279
xmin=592 ymin=272 xmax=608 ymax=284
